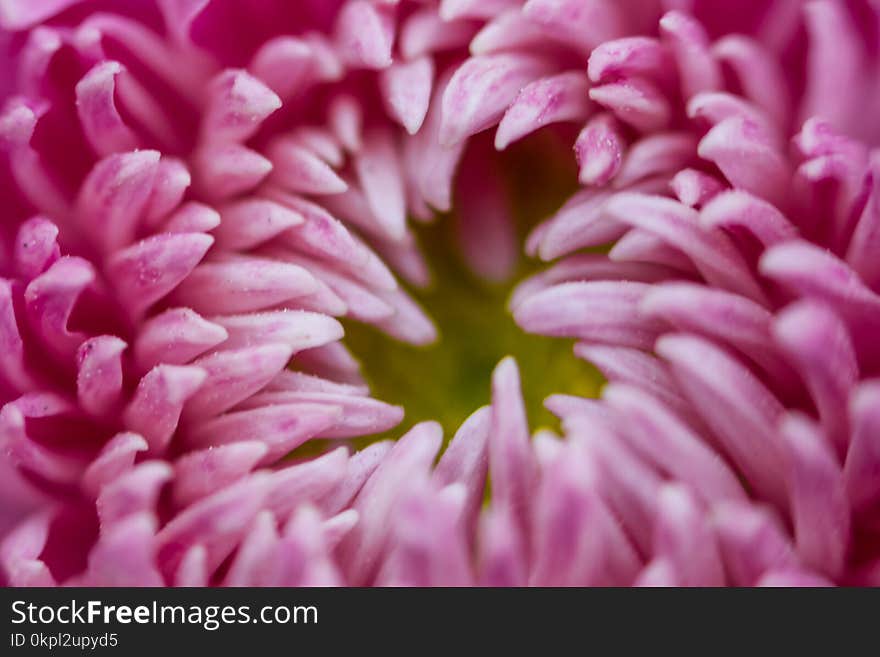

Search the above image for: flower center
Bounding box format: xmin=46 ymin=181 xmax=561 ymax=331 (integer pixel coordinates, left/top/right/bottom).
xmin=344 ymin=135 xmax=605 ymax=443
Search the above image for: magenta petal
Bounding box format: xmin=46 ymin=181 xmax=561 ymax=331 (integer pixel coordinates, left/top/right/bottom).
xmin=774 ymin=301 xmax=858 ymax=454
xmin=13 ymin=216 xmax=60 ymax=280
xmin=434 ymin=406 xmax=491 ymax=532
xmin=339 ymin=422 xmax=443 ymax=585
xmin=440 ymin=53 xmax=551 ymax=146
xmin=588 ymin=77 xmax=670 ymax=133
xmin=380 ymin=56 xmax=434 ymax=135
xmin=657 ymin=334 xmax=788 ymax=508
xmin=96 ymin=461 xmax=172 ymax=527
xmin=495 ymin=71 xmax=591 ymax=150
xmin=844 ymin=381 xmax=880 ymax=515
xmin=713 ymin=502 xmax=797 ymax=586
xmin=658 ymin=10 xmax=721 ymax=99
xmin=604 ymin=193 xmax=768 ymax=304
xmin=574 ymin=113 xmax=625 ymax=186
xmin=133 ymin=308 xmax=227 ymax=371
xmin=107 ymin=232 xmax=213 ymax=318
xmin=173 ymin=441 xmax=269 ymax=508
xmin=603 ymin=384 xmax=747 ymax=505
xmin=652 ymin=484 xmax=725 ymax=586
xmin=223 ymin=511 xmax=279 ymax=587
xmin=514 ymin=280 xmax=664 ymax=349
xmin=379 ymin=483 xmax=472 ymax=586
xmin=156 ymin=473 xmax=271 ymax=578
xmin=201 ymin=69 xmax=280 ymax=144
xmin=76 ymin=150 xmax=160 ymax=253
xmin=186 ymin=403 xmax=342 ymax=463
xmin=478 ymin=506 xmax=527 ymax=586
xmin=334 ymin=0 xmax=394 ymax=70
xmin=780 ymin=414 xmax=849 ymax=578
xmin=83 ymin=513 xmax=163 ymax=587
xmin=76 ymin=335 xmax=127 ymax=416
xmin=82 ymin=432 xmax=147 ymax=498
xmin=124 ymin=364 xmax=206 ymax=454
xmin=213 ymin=199 xmax=304 ymax=251
xmin=489 ymin=358 xmax=536 ymax=543
xmin=75 ymin=61 xmax=139 ymax=156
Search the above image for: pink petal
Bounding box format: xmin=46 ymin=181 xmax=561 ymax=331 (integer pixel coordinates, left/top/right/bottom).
xmin=652 ymin=484 xmax=725 ymax=586
xmin=844 ymin=381 xmax=880 ymax=514
xmin=657 ymin=333 xmax=788 ymax=508
xmin=514 ymin=280 xmax=664 ymax=349
xmin=495 ymin=71 xmax=591 ymax=150
xmin=107 ymin=232 xmax=214 ymax=318
xmin=124 ymin=364 xmax=207 ymax=453
xmin=440 ymin=53 xmax=551 ymax=146
xmin=182 ymin=344 xmax=293 ymax=421
xmin=658 ymin=10 xmax=721 ymax=99
xmin=76 ymin=335 xmax=127 ymax=416
xmin=173 ymin=440 xmax=268 ymax=508
xmin=603 ymin=384 xmax=747 ymax=504
xmin=174 ymin=256 xmax=320 ymax=315
xmin=574 ymin=113 xmax=626 ymax=186
xmin=380 ymin=56 xmax=434 ymax=135
xmin=186 ymin=403 xmax=342 ymax=463
xmin=780 ymin=414 xmax=849 ymax=578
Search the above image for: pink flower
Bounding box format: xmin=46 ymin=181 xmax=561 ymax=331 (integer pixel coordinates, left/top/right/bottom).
xmin=439 ymin=0 xmax=880 ymax=585
xmin=0 ymin=0 xmax=452 ymax=585
xmin=2 ymin=0 xmax=880 ymax=587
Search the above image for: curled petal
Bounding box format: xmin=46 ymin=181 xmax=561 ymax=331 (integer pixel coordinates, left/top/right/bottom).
xmin=440 ymin=53 xmax=551 ymax=147
xmin=844 ymin=381 xmax=880 ymax=514
xmin=700 ymin=190 xmax=798 ymax=248
xmin=107 ymin=232 xmax=213 ymax=318
xmin=697 ymin=116 xmax=790 ymax=205
xmin=24 ymin=256 xmax=95 ymax=358
xmin=82 ymin=432 xmax=147 ymax=498
xmin=588 ymin=37 xmax=670 ymax=84
xmin=659 ymin=10 xmax=721 ymax=99
xmin=76 ymin=335 xmax=127 ymax=416
xmin=124 ymin=364 xmax=207 ymax=453
xmin=774 ymin=301 xmax=858 ymax=454
xmin=201 ymin=69 xmax=280 ymax=144
xmin=13 ymin=216 xmax=60 ymax=280
xmin=574 ymin=113 xmax=625 ymax=186
xmin=495 ymin=71 xmax=591 ymax=150
xmin=173 ymin=442 xmax=269 ymax=508
xmin=75 ymin=61 xmax=139 ymax=156
xmin=133 ymin=308 xmax=227 ymax=371
xmin=380 ymin=57 xmax=434 ymax=135
xmin=588 ymin=77 xmax=670 ymax=133
xmin=76 ymin=150 xmax=160 ymax=253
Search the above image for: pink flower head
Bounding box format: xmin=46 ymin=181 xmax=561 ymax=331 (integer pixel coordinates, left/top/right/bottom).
xmin=2 ymin=0 xmax=880 ymax=587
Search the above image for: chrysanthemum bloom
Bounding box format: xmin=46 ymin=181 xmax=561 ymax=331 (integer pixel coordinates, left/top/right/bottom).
xmin=2 ymin=0 xmax=880 ymax=587
xmin=0 ymin=0 xmax=470 ymax=585
xmin=433 ymin=0 xmax=880 ymax=585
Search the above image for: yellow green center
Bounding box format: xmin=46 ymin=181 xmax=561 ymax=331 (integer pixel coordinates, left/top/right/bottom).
xmin=344 ymin=134 xmax=605 ymax=444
